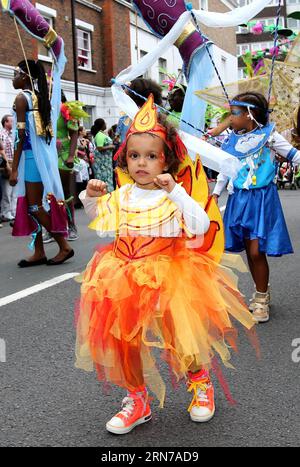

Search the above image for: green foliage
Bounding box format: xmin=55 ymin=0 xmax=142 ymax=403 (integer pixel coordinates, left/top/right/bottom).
xmin=205 ymin=104 xmax=229 ymax=127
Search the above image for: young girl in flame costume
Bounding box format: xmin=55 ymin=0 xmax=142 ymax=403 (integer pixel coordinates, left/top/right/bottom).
xmin=75 ymin=96 xmax=256 ymax=435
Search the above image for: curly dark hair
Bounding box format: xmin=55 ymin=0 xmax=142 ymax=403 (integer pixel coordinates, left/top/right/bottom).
xmin=128 ymin=78 xmax=163 ymax=108
xmin=233 ymin=92 xmax=269 ymax=126
xmin=91 ymin=118 xmax=106 ymax=137
xmin=117 ymin=113 xmax=180 ymax=175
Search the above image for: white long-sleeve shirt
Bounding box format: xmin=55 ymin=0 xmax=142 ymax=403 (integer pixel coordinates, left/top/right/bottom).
xmin=80 ymin=183 xmax=210 ymax=238
xmin=213 ymin=131 xmax=300 ymax=196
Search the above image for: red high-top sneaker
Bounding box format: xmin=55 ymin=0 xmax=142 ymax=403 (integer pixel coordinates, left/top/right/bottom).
xmin=106 ymin=387 xmax=151 ymax=435
xmin=187 ymin=369 xmax=215 ymax=423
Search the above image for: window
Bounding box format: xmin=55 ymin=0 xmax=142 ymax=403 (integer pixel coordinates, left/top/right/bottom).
xmin=251 ymin=42 xmax=275 ymax=52
xmin=36 ymin=3 xmax=57 ymax=62
xmin=286 ymin=0 xmax=300 ymax=4
xmin=238 ymin=0 xmax=284 ymax=4
xmin=199 ymin=0 xmax=208 ymax=10
xmin=238 ymin=68 xmax=246 ymax=80
xmin=238 ymin=17 xmax=285 ymax=34
xmin=221 ymin=56 xmax=227 ymax=80
xmin=37 ymin=15 xmax=54 ymax=61
xmin=255 ymin=17 xmax=284 ymax=28
xmin=268 ymin=0 xmax=284 ymax=4
xmin=251 ymin=43 xmax=264 ymax=52
xmin=287 ymin=18 xmax=300 ymax=31
xmin=237 ymin=25 xmax=250 ymax=34
xmin=237 ymin=0 xmax=252 ymax=5
xmin=82 ymin=106 xmax=94 ymax=130
xmin=140 ymin=50 xmax=151 ymax=78
xmin=238 ymin=42 xmax=276 ymax=56
xmin=237 ymin=44 xmax=250 ymax=55
xmin=77 ymin=29 xmax=92 ymax=70
xmin=158 ymin=58 xmax=167 ymax=84
xmin=177 ymin=69 xmax=185 ymax=85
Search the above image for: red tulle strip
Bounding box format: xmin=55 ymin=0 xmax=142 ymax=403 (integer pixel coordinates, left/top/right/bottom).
xmin=174 ymin=134 xmax=188 ymax=162
xmin=113 ymin=141 xmax=127 ymax=161
xmin=211 ymin=357 xmax=237 ymax=406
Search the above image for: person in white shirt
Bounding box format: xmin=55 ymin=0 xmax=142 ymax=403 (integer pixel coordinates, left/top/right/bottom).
xmin=0 ymin=115 xmax=16 ymax=222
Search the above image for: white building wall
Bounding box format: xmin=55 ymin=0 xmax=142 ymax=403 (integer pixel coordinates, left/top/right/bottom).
xmin=211 ymin=45 xmax=238 ymax=85
xmin=0 ymin=64 xmax=117 ymax=130
xmin=61 ymin=81 xmax=117 ymax=130
xmin=130 ymin=21 xmax=184 ymax=84
xmin=129 ymin=12 xmax=238 ymax=92
xmin=0 ymin=65 xmax=17 ymax=119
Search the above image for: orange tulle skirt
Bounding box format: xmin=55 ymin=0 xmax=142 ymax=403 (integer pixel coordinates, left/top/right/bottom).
xmin=75 ymin=236 xmax=256 ymax=406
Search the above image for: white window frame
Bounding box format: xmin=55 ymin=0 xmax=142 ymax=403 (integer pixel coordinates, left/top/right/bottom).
xmin=81 ymin=105 xmax=95 ymax=130
xmin=237 ymin=15 xmax=284 ymax=34
xmin=76 ymin=20 xmax=94 ymax=72
xmin=237 ymin=25 xmax=250 ymax=34
xmin=140 ymin=50 xmax=151 ymax=79
xmin=259 ymin=17 xmax=285 ymax=28
xmin=287 ymin=17 xmax=300 ymax=31
xmin=36 ymin=4 xmax=57 ymax=63
xmin=238 ymin=68 xmax=246 ymax=80
xmin=36 ymin=3 xmax=57 ymax=18
xmin=238 ymin=0 xmax=284 ymax=4
xmin=199 ymin=0 xmax=208 ymax=10
xmin=268 ymin=0 xmax=284 ymax=5
xmin=237 ymin=44 xmax=250 ymax=55
xmin=158 ymin=57 xmax=167 ymax=84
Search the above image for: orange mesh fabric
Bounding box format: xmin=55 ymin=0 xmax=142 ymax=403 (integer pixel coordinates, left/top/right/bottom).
xmin=75 ymin=237 xmax=256 ymax=407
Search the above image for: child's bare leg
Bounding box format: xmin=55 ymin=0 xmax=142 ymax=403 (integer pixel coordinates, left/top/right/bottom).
xmin=245 ymin=239 xmax=269 ymax=293
xmin=245 ymin=239 xmax=270 ymax=322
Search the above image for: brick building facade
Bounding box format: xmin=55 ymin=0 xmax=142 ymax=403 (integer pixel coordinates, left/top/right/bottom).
xmin=0 ymin=0 xmax=239 ymax=127
xmin=0 ymin=0 xmax=132 ymax=127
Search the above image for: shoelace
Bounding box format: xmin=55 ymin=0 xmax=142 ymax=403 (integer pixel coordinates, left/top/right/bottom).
xmin=118 ymin=397 xmax=136 ymax=419
xmin=118 ymin=391 xmax=147 ymax=420
xmin=187 ymin=379 xmax=210 ymax=413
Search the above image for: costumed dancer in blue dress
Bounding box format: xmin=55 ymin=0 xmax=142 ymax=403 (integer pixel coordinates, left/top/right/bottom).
xmin=2 ymin=0 xmax=74 ymax=267
xmin=212 ymin=92 xmax=300 ymax=323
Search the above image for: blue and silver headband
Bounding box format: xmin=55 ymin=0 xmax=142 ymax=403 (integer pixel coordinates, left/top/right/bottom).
xmin=230 ymin=100 xmax=272 ymax=114
xmin=229 ymin=100 xmax=257 ymax=109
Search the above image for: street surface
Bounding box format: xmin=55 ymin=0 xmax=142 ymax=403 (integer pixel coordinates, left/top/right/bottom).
xmin=0 ymin=189 xmax=299 ymax=447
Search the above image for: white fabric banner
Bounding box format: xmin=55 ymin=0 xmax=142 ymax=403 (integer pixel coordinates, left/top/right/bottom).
xmin=112 ymin=0 xmax=273 ymax=178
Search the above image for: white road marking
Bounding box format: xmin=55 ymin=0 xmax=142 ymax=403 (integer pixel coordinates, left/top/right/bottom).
xmin=220 ymin=205 xmax=226 ymax=212
xmin=0 ymin=273 xmax=80 ymax=308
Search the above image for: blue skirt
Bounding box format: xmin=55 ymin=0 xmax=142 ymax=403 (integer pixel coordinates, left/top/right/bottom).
xmin=223 ymin=183 xmax=293 ymax=257
xmin=24 ymin=150 xmax=42 ymax=183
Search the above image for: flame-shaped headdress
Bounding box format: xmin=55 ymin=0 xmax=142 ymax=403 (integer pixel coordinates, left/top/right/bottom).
xmin=113 ymin=94 xmax=187 ymax=163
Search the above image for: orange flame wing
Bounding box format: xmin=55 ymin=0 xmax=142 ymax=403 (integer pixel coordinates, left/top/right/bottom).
xmin=176 ymin=153 xmax=224 ymax=264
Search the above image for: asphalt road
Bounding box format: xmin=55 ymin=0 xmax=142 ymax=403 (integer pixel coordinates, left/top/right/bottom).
xmin=0 ymin=188 xmax=300 ymax=447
